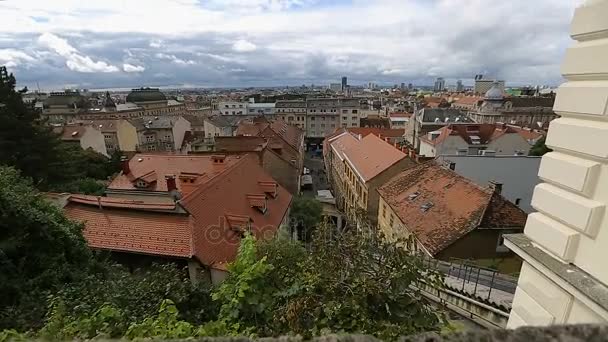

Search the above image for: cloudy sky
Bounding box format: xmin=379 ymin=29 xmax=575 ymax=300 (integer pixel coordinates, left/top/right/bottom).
xmin=0 ymin=0 xmax=581 ymax=90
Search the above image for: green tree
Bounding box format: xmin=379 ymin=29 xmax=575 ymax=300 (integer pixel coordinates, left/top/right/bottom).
xmin=290 ymin=196 xmax=323 ymax=241
xmin=0 ymin=71 xmax=65 ymax=188
xmin=0 ymin=166 xmax=95 ymax=330
xmin=529 ymin=136 xmax=552 ymax=156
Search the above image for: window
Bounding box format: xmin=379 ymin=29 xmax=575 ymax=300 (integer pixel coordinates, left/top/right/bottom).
xmin=342 ymin=116 xmax=347 ymax=121
xmin=331 ymin=116 xmax=335 ymax=121
xmin=352 ymin=109 xmax=358 ymax=114
xmin=382 ymin=204 xmax=387 ymax=218
xmin=321 ymin=116 xmax=325 ymax=120
xmin=351 ymin=122 xmax=357 ymax=126
xmin=104 ymin=134 xmax=113 ymax=140
xmin=310 ymin=116 xmax=315 ymax=121
xmin=164 ymin=135 xmax=172 ymax=141
xmin=331 ymin=124 xmax=335 ymax=128
xmin=351 ymin=116 xmax=357 ymax=120
xmin=311 ymin=124 xmax=315 ymax=128
xmin=389 ymin=214 xmax=394 ymax=227
xmin=342 ymin=109 xmax=348 ymax=114
xmin=146 ymin=135 xmax=155 ymax=142
xmin=515 ymin=198 xmax=522 ymax=206
xmin=147 ymin=145 xmax=156 ymax=151
xmin=342 ymin=123 xmax=347 ymax=127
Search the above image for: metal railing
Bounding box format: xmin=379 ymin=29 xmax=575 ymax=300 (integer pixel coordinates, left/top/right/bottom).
xmin=420 ymin=256 xmax=517 ymax=309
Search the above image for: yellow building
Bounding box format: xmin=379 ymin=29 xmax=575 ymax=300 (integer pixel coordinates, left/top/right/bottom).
xmin=325 ymin=131 xmax=415 ymax=225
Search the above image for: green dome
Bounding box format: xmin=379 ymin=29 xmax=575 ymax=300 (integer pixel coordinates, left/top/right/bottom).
xmin=126 ymin=88 xmax=167 ymax=103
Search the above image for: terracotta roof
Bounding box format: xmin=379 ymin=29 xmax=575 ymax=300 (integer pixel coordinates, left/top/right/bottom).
xmin=65 ymin=204 xmax=195 ymax=258
xmin=214 ymin=136 xmax=267 ymax=152
xmin=75 ymin=119 xmax=121 ymax=132
xmin=330 ymin=133 xmax=408 ymax=182
xmin=454 ymin=96 xmax=483 ymax=106
xmin=347 ymin=127 xmax=405 ymax=138
xmin=109 ymin=154 xmax=240 ymax=195
xmin=269 ymin=119 xmax=303 ymax=151
xmin=69 ymin=194 xmax=177 ymax=211
xmin=58 ymin=125 xmax=88 ymax=141
xmin=64 ymin=154 xmax=292 ymax=267
xmin=378 ymin=161 xmax=526 ymax=255
xmin=181 ymin=155 xmax=292 ymax=265
xmin=236 ymin=121 xmax=267 ymax=136
xmin=420 ymin=123 xmax=536 ymax=147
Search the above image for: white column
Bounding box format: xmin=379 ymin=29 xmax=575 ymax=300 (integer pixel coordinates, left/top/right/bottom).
xmin=506 ymin=0 xmax=608 ymax=328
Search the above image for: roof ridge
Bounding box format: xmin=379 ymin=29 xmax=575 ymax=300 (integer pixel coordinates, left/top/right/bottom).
xmin=180 ymin=155 xmax=251 ymax=205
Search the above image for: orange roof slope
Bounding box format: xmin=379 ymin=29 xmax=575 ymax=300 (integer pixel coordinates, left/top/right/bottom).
xmin=378 ymin=161 xmax=526 ymax=255
xmin=347 ymin=127 xmax=405 ymax=138
xmin=331 ymin=133 xmax=407 ymax=182
xmin=65 ymin=204 xmax=194 ymax=258
xmin=109 ymin=154 xmax=239 ymax=195
xmin=182 ymin=155 xmax=292 ymax=265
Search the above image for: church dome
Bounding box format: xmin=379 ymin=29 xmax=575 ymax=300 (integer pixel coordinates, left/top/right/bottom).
xmin=126 ymin=87 xmax=167 ymax=103
xmin=484 ymin=82 xmax=504 ymax=101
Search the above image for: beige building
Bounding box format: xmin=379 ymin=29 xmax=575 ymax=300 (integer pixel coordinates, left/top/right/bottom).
xmin=130 ymin=116 xmax=191 ymax=152
xmin=505 ymin=0 xmax=608 ymax=327
xmin=467 ymin=83 xmax=557 ymax=127
xmin=275 ymin=100 xmax=306 ymax=130
xmin=306 ymin=98 xmax=361 ymax=138
xmin=57 ymin=124 xmax=108 ymax=156
xmin=44 ymin=88 xmax=187 ymax=124
xmin=324 ymin=131 xmax=415 ymax=224
xmin=78 ymin=119 xmax=139 ymax=152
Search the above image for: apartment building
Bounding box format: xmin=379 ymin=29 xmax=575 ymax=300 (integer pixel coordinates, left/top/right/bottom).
xmin=306 ymin=98 xmax=361 ymax=139
xmin=405 ymin=108 xmax=474 ymax=149
xmin=324 ymin=131 xmax=415 ymax=224
xmin=130 ymin=116 xmax=191 ymax=152
xmin=275 ymin=100 xmax=306 ymax=130
xmin=377 ymin=161 xmax=526 ymax=262
xmin=418 ymin=123 xmax=543 ymax=157
xmin=218 ymin=101 xmax=248 ymax=115
xmin=77 ymin=119 xmax=139 ymax=152
xmin=56 ymin=124 xmax=108 ymax=156
xmin=505 ymin=0 xmax=608 ymax=327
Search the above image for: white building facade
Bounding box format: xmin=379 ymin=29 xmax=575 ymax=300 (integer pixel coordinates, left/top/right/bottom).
xmin=505 ymin=0 xmax=608 ymax=327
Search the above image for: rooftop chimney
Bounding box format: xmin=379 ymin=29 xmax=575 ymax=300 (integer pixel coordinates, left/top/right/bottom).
xmin=489 ymin=181 xmax=503 ymax=195
xmin=120 ymin=156 xmax=130 ymax=175
xmin=165 ymin=175 xmax=177 ymax=192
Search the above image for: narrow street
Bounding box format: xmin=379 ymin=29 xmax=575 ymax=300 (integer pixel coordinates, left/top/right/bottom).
xmin=301 ymin=150 xmax=329 ymax=198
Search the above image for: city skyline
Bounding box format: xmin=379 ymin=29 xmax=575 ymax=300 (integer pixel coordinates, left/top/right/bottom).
xmin=1 ymin=0 xmax=580 ymax=90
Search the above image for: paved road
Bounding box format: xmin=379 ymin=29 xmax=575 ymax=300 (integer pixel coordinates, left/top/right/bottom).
xmin=302 ymin=151 xmax=329 ymax=197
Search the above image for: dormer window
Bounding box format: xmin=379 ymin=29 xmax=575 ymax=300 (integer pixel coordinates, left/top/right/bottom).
xmin=212 ymin=154 xmax=226 ymax=164
xmin=135 ymin=179 xmax=148 ymax=188
xmin=225 ymin=214 xmax=252 ymax=234
xmin=258 ymin=181 xmax=278 ymax=198
xmin=247 ymin=194 xmax=268 ymax=213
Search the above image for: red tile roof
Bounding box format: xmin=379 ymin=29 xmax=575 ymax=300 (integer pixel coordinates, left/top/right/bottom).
xmin=389 ymin=112 xmax=412 ymax=118
xmin=347 ymin=127 xmax=405 ymax=138
xmin=181 ymin=155 xmax=292 ymax=265
xmin=214 ymin=136 xmax=267 ymax=152
xmin=58 ymin=125 xmax=87 ymax=141
xmin=330 ymin=133 xmax=408 ymax=182
xmin=378 ymin=161 xmax=526 ymax=256
xmin=64 ymin=154 xmax=292 ymax=266
xmin=454 ymin=96 xmax=483 ymax=106
xmin=65 ymin=204 xmax=195 ymax=258
xmin=109 ymin=154 xmax=240 ymax=195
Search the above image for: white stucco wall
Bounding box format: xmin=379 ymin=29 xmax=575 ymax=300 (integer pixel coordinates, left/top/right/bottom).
xmin=507 ymin=0 xmax=608 ymax=328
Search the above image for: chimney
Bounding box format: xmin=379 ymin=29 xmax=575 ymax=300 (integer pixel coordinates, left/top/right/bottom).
xmin=120 ymin=156 xmax=130 ymax=175
xmin=165 ymin=175 xmax=177 ymax=192
xmin=489 ymin=181 xmax=503 ymax=195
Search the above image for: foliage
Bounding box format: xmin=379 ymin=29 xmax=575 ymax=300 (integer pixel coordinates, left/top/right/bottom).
xmin=38 ymin=299 xmax=126 ymax=340
xmin=49 ymin=177 xmax=107 ymax=195
xmin=54 ymin=263 xmax=216 ymax=327
xmin=529 ymin=136 xmax=552 ymax=156
xmin=290 ymin=196 xmax=323 ymax=241
xmin=211 ymin=233 xmax=273 ymax=336
xmin=0 ymin=71 xmax=65 ymax=188
xmin=125 ymin=300 xmax=195 ymax=339
xmin=0 ymin=166 xmax=96 ymax=330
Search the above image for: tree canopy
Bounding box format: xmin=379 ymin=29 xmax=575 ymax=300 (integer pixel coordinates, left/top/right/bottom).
xmin=289 ymin=196 xmax=323 ymax=241
xmin=529 ymin=136 xmax=552 ymax=156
